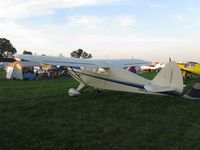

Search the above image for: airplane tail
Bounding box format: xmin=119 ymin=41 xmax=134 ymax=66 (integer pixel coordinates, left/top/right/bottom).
xmin=144 ymin=61 xmax=184 ymax=94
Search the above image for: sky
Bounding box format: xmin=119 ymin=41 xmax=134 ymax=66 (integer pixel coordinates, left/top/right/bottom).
xmin=0 ymin=0 xmax=200 ymax=62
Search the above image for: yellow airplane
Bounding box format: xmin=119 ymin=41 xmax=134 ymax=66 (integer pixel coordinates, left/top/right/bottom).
xmin=178 ymin=62 xmax=200 ymax=79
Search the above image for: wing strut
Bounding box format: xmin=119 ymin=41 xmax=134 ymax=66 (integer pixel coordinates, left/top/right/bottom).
xmin=67 ymin=67 xmax=85 ymax=84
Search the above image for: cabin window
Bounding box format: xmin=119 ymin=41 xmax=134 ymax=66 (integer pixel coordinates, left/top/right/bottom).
xmin=81 ymin=67 xmax=107 ymax=74
xmin=185 ymin=62 xmax=196 ymax=68
xmin=82 ymin=67 xmax=97 ymax=73
xmin=97 ymin=68 xmax=107 ymax=74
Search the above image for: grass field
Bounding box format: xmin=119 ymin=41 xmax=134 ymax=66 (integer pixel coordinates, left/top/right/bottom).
xmin=0 ymin=69 xmax=6 ymax=79
xmin=0 ymin=69 xmax=200 ymax=150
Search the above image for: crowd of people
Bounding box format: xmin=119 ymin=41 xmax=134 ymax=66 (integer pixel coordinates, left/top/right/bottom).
xmin=22 ymin=66 xmax=68 ymax=80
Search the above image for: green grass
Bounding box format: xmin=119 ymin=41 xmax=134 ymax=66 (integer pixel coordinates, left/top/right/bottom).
xmin=140 ymin=71 xmax=157 ymax=80
xmin=0 ymin=69 xmax=6 ymax=79
xmin=0 ymin=72 xmax=200 ymax=150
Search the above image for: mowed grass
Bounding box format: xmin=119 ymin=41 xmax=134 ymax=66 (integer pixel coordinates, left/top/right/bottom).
xmin=0 ymin=70 xmax=200 ymax=150
xmin=0 ymin=69 xmax=6 ymax=79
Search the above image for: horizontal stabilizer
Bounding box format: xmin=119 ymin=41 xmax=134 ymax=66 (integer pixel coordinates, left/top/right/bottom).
xmin=144 ymin=84 xmax=175 ymax=93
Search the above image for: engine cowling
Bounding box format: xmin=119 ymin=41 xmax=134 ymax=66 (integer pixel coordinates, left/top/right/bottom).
xmin=68 ymin=88 xmax=80 ymax=97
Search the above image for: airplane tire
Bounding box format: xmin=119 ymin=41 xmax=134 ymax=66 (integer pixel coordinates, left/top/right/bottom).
xmin=68 ymin=88 xmax=80 ymax=97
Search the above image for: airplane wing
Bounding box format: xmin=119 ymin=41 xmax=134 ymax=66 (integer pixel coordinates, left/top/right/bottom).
xmin=14 ymin=54 xmax=150 ymax=69
xmin=178 ymin=62 xmax=200 ymax=75
xmin=106 ymin=59 xmax=151 ymax=68
xmin=14 ymin=54 xmax=109 ymax=68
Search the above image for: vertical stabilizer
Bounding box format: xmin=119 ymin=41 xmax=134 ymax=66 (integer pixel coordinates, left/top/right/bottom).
xmin=147 ymin=61 xmax=184 ymax=94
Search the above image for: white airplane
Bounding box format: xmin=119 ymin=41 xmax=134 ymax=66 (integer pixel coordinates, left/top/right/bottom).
xmin=140 ymin=62 xmax=166 ymax=72
xmin=15 ymin=54 xmax=184 ymax=96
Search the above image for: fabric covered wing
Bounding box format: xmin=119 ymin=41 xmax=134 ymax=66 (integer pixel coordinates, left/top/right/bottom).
xmin=107 ymin=59 xmax=151 ymax=68
xmin=14 ymin=54 xmax=110 ymax=68
xmin=15 ymin=54 xmax=150 ymax=69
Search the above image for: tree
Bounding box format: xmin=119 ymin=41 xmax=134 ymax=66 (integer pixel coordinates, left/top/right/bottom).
xmin=0 ymin=38 xmax=17 ymax=61
xmin=70 ymin=49 xmax=92 ymax=59
xmin=23 ymin=50 xmax=33 ymax=55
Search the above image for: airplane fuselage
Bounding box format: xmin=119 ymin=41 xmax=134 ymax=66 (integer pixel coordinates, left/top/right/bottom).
xmin=68 ymin=66 xmax=153 ymax=94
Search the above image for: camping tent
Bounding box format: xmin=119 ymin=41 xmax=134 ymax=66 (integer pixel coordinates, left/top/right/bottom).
xmin=6 ymin=61 xmax=40 ymax=80
xmin=183 ymin=76 xmax=200 ymax=100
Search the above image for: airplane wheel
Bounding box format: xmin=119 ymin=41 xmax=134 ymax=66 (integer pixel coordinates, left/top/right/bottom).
xmin=68 ymin=88 xmax=80 ymax=97
xmin=94 ymin=87 xmax=102 ymax=93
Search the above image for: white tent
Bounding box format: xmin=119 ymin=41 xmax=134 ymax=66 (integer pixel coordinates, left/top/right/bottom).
xmin=6 ymin=61 xmax=40 ymax=80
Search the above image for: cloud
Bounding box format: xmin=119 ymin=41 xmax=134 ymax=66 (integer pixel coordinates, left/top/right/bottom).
xmin=67 ymin=15 xmax=106 ymax=28
xmin=148 ymin=4 xmax=169 ymax=8
xmin=0 ymin=0 xmax=56 ymax=19
xmin=0 ymin=14 xmax=138 ymax=54
xmin=176 ymin=15 xmax=186 ymax=23
xmin=66 ymin=15 xmax=137 ymax=28
xmin=112 ymin=15 xmax=137 ymax=27
xmin=0 ymin=20 xmax=68 ymax=52
xmin=0 ymin=19 xmax=199 ymax=62
xmin=185 ymin=8 xmax=195 ymax=12
xmin=0 ymin=0 xmax=135 ymax=19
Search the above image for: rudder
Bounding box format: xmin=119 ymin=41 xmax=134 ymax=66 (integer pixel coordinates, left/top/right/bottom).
xmin=149 ymin=61 xmax=184 ymax=94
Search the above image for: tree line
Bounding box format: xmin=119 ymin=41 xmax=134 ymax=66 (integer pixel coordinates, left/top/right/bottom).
xmin=0 ymin=38 xmax=92 ymax=61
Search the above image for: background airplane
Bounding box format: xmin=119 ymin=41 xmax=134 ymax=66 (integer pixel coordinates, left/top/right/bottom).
xmin=140 ymin=62 xmax=165 ymax=72
xmin=178 ymin=62 xmax=200 ymax=79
